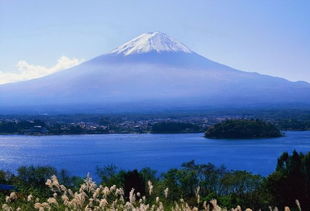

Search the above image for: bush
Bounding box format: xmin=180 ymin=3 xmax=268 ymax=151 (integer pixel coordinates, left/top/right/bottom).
xmin=266 ymin=151 xmax=310 ymax=210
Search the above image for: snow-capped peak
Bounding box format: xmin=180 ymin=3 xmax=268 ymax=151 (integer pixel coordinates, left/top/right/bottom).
xmin=111 ymin=32 xmax=193 ymax=55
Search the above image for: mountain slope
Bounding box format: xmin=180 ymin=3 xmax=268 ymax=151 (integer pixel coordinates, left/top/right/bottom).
xmin=0 ymin=32 xmax=310 ymax=113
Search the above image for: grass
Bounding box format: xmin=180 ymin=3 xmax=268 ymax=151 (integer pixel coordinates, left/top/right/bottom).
xmin=0 ymin=175 xmax=302 ymax=211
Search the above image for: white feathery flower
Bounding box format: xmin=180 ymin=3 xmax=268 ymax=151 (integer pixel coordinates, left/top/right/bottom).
xmin=110 ymin=185 xmax=117 ymax=192
xmin=296 ymin=199 xmax=301 ymax=211
xmin=68 ymin=189 xmax=74 ymax=197
xmin=119 ymin=195 xmax=125 ymax=203
xmin=9 ymin=192 xmax=17 ymax=200
xmin=5 ymin=196 xmax=10 ymax=203
xmin=156 ymin=196 xmax=160 ymax=203
xmin=45 ymin=179 xmax=52 ymax=187
xmin=164 ymin=188 xmax=169 ymax=198
xmin=51 ymin=175 xmax=59 ymax=185
xmin=61 ymin=194 xmax=69 ymax=202
xmin=60 ymin=185 xmax=67 ymax=192
xmin=195 ymin=186 xmax=200 ymax=204
xmin=41 ymin=202 xmax=50 ymax=207
xmin=34 ymin=203 xmax=42 ymax=209
xmin=47 ymin=197 xmax=58 ymax=205
xmin=125 ymin=201 xmax=133 ymax=209
xmin=148 ymin=180 xmax=153 ymax=195
xmin=103 ymin=186 xmax=110 ymax=196
xmin=115 ymin=188 xmax=124 ymax=196
xmin=2 ymin=204 xmax=12 ymax=211
xmin=99 ymin=198 xmax=108 ymax=207
xmin=203 ymin=201 xmax=207 ymax=210
xmin=129 ymin=188 xmax=136 ymax=204
xmin=27 ymin=194 xmax=33 ymax=202
xmin=93 ymin=188 xmax=100 ymax=199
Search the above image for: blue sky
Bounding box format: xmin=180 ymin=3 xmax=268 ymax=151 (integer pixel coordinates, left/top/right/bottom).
xmin=0 ymin=0 xmax=309 ymax=83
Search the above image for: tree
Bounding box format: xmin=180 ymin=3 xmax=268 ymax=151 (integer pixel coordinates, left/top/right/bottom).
xmin=267 ymin=151 xmax=310 ymax=210
xmin=16 ymin=166 xmax=57 ymax=197
xmin=123 ymin=170 xmax=146 ymax=199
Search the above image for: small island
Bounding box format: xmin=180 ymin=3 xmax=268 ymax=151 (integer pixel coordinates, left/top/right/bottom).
xmin=205 ymin=119 xmax=283 ymax=139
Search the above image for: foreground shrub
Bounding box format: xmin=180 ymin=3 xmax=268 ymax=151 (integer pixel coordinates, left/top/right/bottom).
xmin=0 ymin=151 xmax=309 ymax=210
xmin=266 ymin=150 xmax=310 ymax=210
xmin=0 ymin=175 xmax=304 ymax=211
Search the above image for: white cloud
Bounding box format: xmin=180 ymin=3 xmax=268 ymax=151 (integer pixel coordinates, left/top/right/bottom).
xmin=0 ymin=56 xmax=84 ymax=85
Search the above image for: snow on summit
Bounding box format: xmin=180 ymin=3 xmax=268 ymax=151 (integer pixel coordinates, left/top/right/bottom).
xmin=111 ymin=32 xmax=192 ymax=55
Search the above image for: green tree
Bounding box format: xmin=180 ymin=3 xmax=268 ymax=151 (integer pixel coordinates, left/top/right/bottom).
xmin=123 ymin=170 xmax=146 ymax=199
xmin=267 ymin=151 xmax=310 ymax=210
xmin=15 ymin=166 xmax=57 ymax=197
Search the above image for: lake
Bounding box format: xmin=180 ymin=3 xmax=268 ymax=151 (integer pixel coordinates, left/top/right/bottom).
xmin=0 ymin=131 xmax=309 ymax=178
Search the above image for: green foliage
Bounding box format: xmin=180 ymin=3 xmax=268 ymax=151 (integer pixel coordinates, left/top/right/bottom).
xmin=97 ymin=166 xmax=149 ymax=199
xmin=15 ymin=166 xmax=57 ymax=197
xmin=205 ymin=119 xmax=283 ymax=139
xmin=58 ymin=169 xmax=83 ymax=191
xmin=0 ymin=152 xmax=308 ymax=210
xmin=8 ymin=166 xmax=83 ymax=198
xmin=151 ymin=122 xmax=201 ymax=133
xmin=123 ymin=170 xmax=146 ymax=199
xmin=153 ymin=161 xmax=268 ymax=209
xmin=140 ymin=167 xmax=157 ymax=183
xmin=96 ymin=165 xmax=124 ymax=187
xmin=0 ymin=170 xmax=13 ymax=184
xmin=0 ymin=120 xmax=46 ymax=134
xmin=94 ymin=161 xmax=275 ymax=209
xmin=276 ymin=119 xmax=310 ymax=130
xmin=266 ymin=151 xmax=310 ymax=210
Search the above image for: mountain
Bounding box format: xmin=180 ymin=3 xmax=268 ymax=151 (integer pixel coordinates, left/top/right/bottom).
xmin=1 ymin=32 xmax=310 ymax=114
xmin=111 ymin=32 xmax=192 ymax=55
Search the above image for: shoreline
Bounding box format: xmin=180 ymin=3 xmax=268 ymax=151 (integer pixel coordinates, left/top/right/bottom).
xmin=0 ymin=130 xmax=308 ymax=137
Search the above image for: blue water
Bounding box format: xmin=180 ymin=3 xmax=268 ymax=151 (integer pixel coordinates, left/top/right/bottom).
xmin=0 ymin=131 xmax=309 ymax=178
